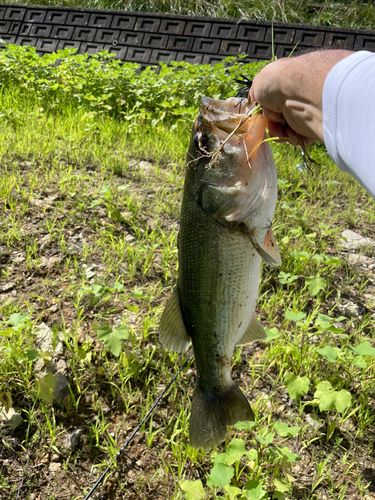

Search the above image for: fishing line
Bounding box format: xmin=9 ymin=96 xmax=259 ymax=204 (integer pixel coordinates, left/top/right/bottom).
xmin=83 ymin=352 xmax=193 ymax=500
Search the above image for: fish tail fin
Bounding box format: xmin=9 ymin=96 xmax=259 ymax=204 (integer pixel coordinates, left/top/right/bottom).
xmin=189 ymin=381 xmax=254 ymax=450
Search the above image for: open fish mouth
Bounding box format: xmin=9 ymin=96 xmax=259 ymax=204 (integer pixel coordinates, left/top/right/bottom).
xmin=200 ymin=96 xmax=255 ymax=135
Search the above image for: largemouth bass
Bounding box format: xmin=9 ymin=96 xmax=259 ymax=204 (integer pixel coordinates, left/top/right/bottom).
xmin=159 ymin=96 xmax=281 ymax=450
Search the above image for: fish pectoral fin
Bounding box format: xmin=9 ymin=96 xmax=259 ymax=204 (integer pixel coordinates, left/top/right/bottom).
xmin=263 ymin=227 xmax=282 ymax=267
xmin=159 ymin=287 xmax=191 ymax=353
xmin=239 ymin=223 xmax=279 ymax=268
xmin=237 ymin=315 xmax=267 ymax=345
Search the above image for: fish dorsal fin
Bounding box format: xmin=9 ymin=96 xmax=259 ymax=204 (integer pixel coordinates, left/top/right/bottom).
xmin=159 ymin=287 xmax=191 ymax=353
xmin=239 ymin=223 xmax=279 ymax=268
xmin=263 ymin=227 xmax=282 ymax=267
xmin=237 ymin=315 xmax=267 ymax=345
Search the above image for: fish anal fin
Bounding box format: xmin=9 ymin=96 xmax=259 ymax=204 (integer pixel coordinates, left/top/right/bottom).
xmin=263 ymin=227 xmax=282 ymax=267
xmin=159 ymin=287 xmax=191 ymax=353
xmin=237 ymin=315 xmax=267 ymax=345
xmin=189 ymin=381 xmax=254 ymax=450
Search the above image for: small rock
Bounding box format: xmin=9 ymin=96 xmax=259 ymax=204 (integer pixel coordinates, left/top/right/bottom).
xmin=125 ymin=233 xmax=135 ymax=243
xmin=339 ymin=301 xmax=361 ymax=318
xmin=6 ymin=436 xmax=20 ymax=448
xmin=55 ymin=358 xmax=68 ymax=375
xmin=0 ymin=282 xmax=15 ymax=293
xmin=51 ymin=453 xmax=60 ymax=462
xmin=13 ymin=254 xmax=25 ymax=263
xmin=185 ymin=369 xmax=196 ymax=380
xmin=305 ymin=414 xmax=323 ymax=430
xmin=35 ymin=322 xmax=54 ymax=352
xmin=340 ymin=229 xmax=373 ymax=251
xmin=347 ymin=253 xmax=372 ymax=265
xmin=64 ymin=428 xmax=83 ymax=452
xmin=137 ymin=160 xmax=153 ymax=174
xmin=364 ymin=293 xmax=375 ymax=307
xmin=53 ymin=372 xmax=69 ymax=404
xmin=0 ymin=406 xmax=23 ymax=430
xmin=49 ymin=462 xmax=62 ymax=472
xmin=85 ymin=267 xmax=96 ymax=279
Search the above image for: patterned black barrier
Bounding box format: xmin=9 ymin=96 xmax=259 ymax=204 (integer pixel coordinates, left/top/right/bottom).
xmin=0 ymin=3 xmax=374 ymax=65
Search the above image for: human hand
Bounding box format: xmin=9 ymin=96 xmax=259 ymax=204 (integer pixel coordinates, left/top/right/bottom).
xmin=249 ymin=50 xmax=354 ymax=146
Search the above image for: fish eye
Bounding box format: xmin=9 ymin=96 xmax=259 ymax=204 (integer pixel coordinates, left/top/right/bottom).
xmin=200 ymin=135 xmax=208 ymax=149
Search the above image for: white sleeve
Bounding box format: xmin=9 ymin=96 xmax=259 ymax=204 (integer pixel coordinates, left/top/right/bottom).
xmin=323 ymin=50 xmax=375 ymax=199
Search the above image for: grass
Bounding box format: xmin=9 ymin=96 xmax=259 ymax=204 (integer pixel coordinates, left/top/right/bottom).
xmin=0 ymin=47 xmax=375 ymax=499
xmin=2 ymin=0 xmax=375 ymax=30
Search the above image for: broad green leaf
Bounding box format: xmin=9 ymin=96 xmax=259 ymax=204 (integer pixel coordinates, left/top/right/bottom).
xmin=179 ymin=480 xmax=205 ymax=500
xmin=244 ymin=480 xmax=267 ymax=499
xmin=353 ymin=355 xmax=367 ymax=369
xmin=285 ymin=310 xmax=306 ymax=323
xmin=38 ymin=351 xmax=52 ymax=362
xmin=0 ymin=327 xmax=14 ymax=337
xmin=291 ymin=251 xmax=310 ymax=261
xmin=278 ymin=447 xmax=301 ymax=463
xmin=37 ymin=372 xmax=56 ymax=404
xmin=274 ymin=421 xmax=300 ymax=437
xmin=305 ymin=276 xmax=327 ymax=296
xmin=284 ymin=372 xmax=310 ymax=399
xmin=272 ymin=492 xmax=286 ymax=500
xmin=334 ymin=390 xmax=352 ymax=412
xmin=113 ymin=324 xmax=129 ymax=339
xmin=206 ymin=462 xmax=234 ymax=488
xmin=110 ymin=209 xmax=122 ymax=221
xmin=91 ymin=284 xmax=105 ymax=297
xmin=100 ymin=183 xmax=111 ymax=199
xmin=112 ymin=281 xmax=125 ymax=291
xmin=246 ymin=449 xmax=258 ymax=461
xmin=97 ymin=324 xmax=128 ymax=357
xmin=313 ymin=381 xmax=352 ymax=412
xmin=224 ymin=438 xmax=246 ymax=464
xmin=265 ymin=327 xmax=280 ymax=341
xmin=224 ymin=485 xmax=242 ymax=499
xmin=26 ymin=349 xmax=39 ymax=361
xmin=316 ymin=346 xmax=342 ymax=363
xmin=278 ymin=272 xmax=298 ymax=284
xmin=89 ymin=199 xmax=102 ymax=208
xmin=131 ymin=288 xmax=151 ymax=299
xmin=235 ymin=421 xmax=256 ymax=431
xmin=7 ymin=313 xmax=30 ymax=327
xmin=273 ymin=479 xmax=291 ymax=493
xmin=354 ymin=341 xmax=375 ymax=356
xmin=257 ymin=432 xmax=274 ymax=445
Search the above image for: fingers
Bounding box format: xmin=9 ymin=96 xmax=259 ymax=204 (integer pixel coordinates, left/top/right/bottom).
xmin=267 ymin=121 xmax=316 ymax=146
xmin=261 ymin=107 xmax=287 ymax=126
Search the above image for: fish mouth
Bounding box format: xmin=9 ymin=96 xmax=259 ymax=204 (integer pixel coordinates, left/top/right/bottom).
xmin=200 ymin=96 xmax=254 ymax=134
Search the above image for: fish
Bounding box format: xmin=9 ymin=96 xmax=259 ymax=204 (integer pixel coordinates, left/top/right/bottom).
xmin=159 ymin=95 xmax=281 ymax=450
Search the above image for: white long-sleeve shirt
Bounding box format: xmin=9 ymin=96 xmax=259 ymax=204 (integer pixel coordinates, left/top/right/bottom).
xmin=323 ymin=50 xmax=375 ymax=198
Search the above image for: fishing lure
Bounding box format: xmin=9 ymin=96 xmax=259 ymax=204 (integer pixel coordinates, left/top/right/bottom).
xmin=234 ymin=75 xmax=253 ymax=99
